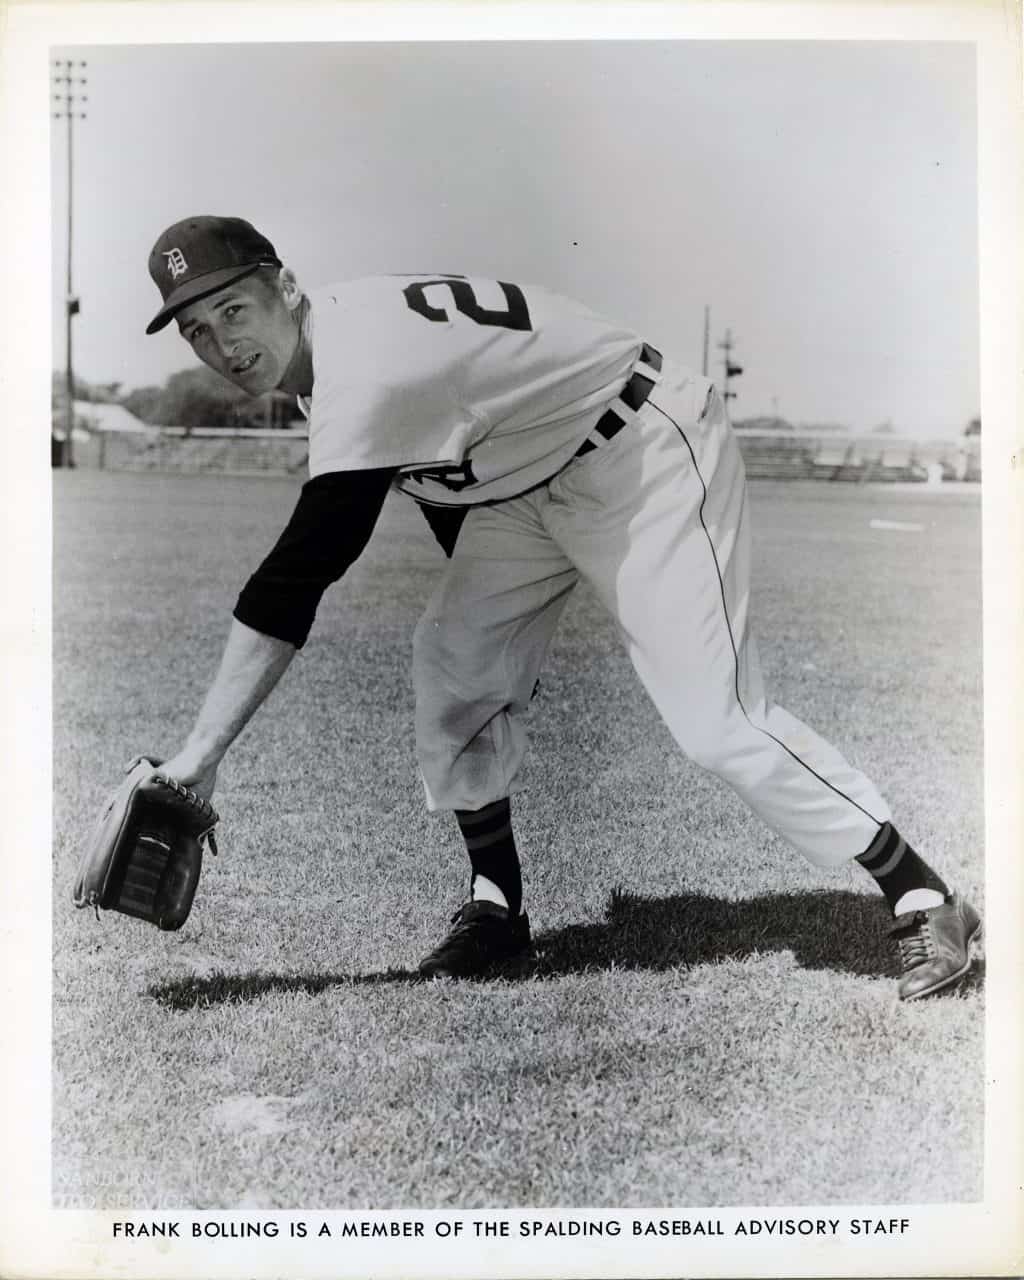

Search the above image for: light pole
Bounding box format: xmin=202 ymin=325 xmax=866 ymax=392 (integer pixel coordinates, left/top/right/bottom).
xmin=718 ymin=328 xmax=744 ymax=407
xmin=52 ymin=58 xmax=87 ymax=469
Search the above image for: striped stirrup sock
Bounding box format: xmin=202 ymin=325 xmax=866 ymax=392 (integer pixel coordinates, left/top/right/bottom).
xmin=855 ymin=823 xmax=949 ymax=914
xmin=455 ymin=798 xmax=522 ymax=919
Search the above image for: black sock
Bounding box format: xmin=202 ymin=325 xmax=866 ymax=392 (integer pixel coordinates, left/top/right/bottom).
xmin=856 ymin=823 xmax=949 ymax=913
xmin=455 ymin=798 xmax=522 ymax=918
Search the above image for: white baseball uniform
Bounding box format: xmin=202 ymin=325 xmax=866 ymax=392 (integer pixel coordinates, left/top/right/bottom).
xmin=283 ymin=273 xmax=890 ymax=866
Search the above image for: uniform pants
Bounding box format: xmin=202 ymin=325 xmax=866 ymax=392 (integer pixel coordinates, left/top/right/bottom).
xmin=411 ymin=358 xmax=890 ymax=867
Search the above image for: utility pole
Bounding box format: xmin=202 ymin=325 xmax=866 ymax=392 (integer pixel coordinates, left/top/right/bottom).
xmin=718 ymin=328 xmax=744 ymax=406
xmin=52 ymin=58 xmax=87 ymax=469
xmin=701 ymin=305 xmax=710 ymax=377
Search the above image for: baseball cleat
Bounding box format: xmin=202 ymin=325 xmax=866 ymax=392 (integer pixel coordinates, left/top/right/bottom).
xmin=890 ymin=894 xmax=982 ymax=1000
xmin=418 ymin=900 xmax=533 ymax=979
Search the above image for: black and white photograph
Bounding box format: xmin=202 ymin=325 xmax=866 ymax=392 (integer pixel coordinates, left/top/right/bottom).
xmin=2 ymin=2 xmax=1022 ymax=1277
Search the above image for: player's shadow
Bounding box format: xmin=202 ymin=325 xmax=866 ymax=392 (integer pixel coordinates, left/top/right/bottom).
xmin=535 ymin=887 xmax=984 ymax=997
xmin=537 ymin=887 xmax=893 ymax=979
xmin=146 ymin=964 xmax=421 ymax=1010
xmin=147 ymin=887 xmax=984 ymax=1010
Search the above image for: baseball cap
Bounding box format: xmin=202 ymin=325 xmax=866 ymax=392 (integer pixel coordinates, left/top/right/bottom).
xmin=146 ymin=216 xmax=282 ymax=334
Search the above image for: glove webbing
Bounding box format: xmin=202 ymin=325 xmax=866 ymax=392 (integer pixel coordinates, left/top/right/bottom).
xmin=150 ymin=775 xmax=220 ymax=854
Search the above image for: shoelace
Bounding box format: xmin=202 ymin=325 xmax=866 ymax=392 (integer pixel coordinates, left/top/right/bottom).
xmin=446 ymin=910 xmax=483 ymax=933
xmin=891 ymin=912 xmax=935 ymax=971
xmin=437 ymin=907 xmax=498 ymax=949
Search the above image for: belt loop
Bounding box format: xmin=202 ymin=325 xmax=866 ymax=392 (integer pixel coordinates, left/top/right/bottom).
xmin=636 ymin=342 xmax=663 ymax=380
xmin=574 ymin=341 xmax=660 ymax=460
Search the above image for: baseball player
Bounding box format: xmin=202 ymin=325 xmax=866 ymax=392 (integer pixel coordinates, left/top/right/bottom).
xmin=144 ymin=215 xmax=980 ymax=999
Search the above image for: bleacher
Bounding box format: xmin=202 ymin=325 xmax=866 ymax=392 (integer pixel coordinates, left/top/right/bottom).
xmin=734 ymin=430 xmax=975 ymax=483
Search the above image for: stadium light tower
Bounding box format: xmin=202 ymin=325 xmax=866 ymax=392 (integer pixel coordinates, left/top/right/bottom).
xmin=52 ymin=58 xmax=88 ymax=469
xmin=718 ymin=328 xmax=744 ymax=406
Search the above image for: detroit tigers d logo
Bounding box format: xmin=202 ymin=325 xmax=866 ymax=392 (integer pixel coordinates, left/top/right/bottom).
xmin=163 ymin=248 xmax=188 ymax=279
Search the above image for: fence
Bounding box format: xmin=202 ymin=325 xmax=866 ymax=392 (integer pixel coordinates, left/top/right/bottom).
xmin=59 ymin=424 xmax=982 ymax=484
xmin=65 ymin=425 xmax=310 ymax=475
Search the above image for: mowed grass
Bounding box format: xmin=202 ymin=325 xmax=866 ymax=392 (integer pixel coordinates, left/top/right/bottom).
xmin=52 ymin=471 xmax=984 ymax=1209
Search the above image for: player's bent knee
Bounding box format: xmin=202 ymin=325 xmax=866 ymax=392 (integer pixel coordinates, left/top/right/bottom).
xmin=673 ymin=716 xmax=760 ymax=779
xmin=411 ymin=616 xmax=459 ymax=693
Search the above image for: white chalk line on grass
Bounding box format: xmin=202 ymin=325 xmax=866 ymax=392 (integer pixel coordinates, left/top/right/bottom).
xmin=204 ymin=1093 xmax=307 ymax=1136
xmin=869 ymin=519 xmax=926 ymax=532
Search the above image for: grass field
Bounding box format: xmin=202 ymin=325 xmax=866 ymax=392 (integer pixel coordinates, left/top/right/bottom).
xmin=52 ymin=471 xmax=984 ymax=1210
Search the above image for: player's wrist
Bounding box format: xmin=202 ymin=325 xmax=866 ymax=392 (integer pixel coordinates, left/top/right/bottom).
xmin=158 ymin=744 xmax=219 ymax=804
xmin=176 ymin=733 xmax=226 ymax=777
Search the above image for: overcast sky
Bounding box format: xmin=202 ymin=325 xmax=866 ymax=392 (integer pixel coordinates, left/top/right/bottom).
xmin=50 ymin=40 xmax=978 ymax=436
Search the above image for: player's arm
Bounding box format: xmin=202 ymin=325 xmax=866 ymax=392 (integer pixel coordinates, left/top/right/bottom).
xmin=159 ymin=467 xmax=397 ymax=797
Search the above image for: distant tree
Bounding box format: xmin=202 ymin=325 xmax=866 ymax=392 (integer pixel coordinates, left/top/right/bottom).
xmin=55 ymin=366 xmax=304 ymax=431
xmin=231 ymin=389 xmax=304 ymax=430
xmin=122 ymin=371 xmax=301 ymax=430
xmin=164 ymin=367 xmax=248 ymax=427
xmin=964 ymin=416 xmax=981 ymax=437
xmin=871 ymin=420 xmax=895 ymax=434
xmin=51 ymin=371 xmax=123 ymax=404
xmin=120 ymin=385 xmax=167 ymax=424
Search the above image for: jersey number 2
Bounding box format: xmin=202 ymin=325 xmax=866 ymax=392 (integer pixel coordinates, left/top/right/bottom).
xmin=403 ymin=278 xmax=532 ymax=331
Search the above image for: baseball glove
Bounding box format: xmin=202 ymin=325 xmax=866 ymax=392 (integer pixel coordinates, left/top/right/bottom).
xmin=73 ymin=756 xmax=219 ymax=931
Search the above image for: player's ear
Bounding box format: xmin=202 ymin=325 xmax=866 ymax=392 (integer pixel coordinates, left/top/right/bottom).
xmin=278 ymin=267 xmax=303 ymax=313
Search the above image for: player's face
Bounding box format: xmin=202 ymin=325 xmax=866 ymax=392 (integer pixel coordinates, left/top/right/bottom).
xmin=175 ymin=273 xmax=300 ymax=395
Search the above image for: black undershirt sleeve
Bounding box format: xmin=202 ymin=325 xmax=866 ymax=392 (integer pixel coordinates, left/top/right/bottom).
xmin=233 ymin=468 xmax=397 ymax=649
